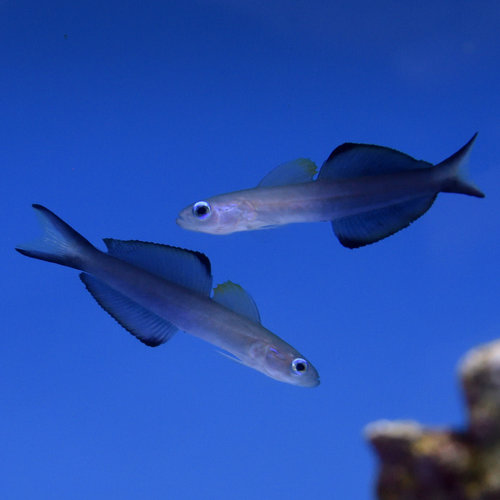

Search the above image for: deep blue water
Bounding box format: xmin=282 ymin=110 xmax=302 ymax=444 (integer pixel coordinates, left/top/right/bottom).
xmin=2 ymin=1 xmax=499 ymax=498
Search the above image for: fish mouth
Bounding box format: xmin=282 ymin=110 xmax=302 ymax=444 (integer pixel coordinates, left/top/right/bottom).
xmin=176 ymin=212 xmax=192 ymax=229
xmin=290 ymin=370 xmax=320 ymax=387
xmin=305 ymin=370 xmax=321 ymax=387
xmin=301 ymin=373 xmax=320 ymax=387
xmin=176 ymin=214 xmax=210 ymax=233
xmin=290 ymin=376 xmax=320 ymax=388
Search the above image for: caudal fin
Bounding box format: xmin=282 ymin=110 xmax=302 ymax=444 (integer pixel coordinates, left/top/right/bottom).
xmin=439 ymin=133 xmax=485 ymax=198
xmin=15 ymin=204 xmax=96 ymax=269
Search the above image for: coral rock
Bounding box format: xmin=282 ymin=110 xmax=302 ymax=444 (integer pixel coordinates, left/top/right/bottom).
xmin=366 ymin=339 xmax=500 ymax=500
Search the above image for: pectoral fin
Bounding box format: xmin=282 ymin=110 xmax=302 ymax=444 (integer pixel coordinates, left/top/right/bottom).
xmin=333 ymin=195 xmax=437 ymax=248
xmin=80 ymin=273 xmax=178 ymax=347
xmin=216 ymin=350 xmax=248 ymax=366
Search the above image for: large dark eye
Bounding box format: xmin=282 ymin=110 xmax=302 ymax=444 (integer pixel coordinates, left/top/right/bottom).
xmin=291 ymin=358 xmax=308 ymax=374
xmin=192 ymin=201 xmax=211 ymax=219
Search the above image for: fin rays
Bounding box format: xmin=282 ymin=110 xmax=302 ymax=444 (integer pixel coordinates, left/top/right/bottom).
xmin=80 ymin=273 xmax=178 ymax=347
xmin=333 ymin=195 xmax=437 ymax=248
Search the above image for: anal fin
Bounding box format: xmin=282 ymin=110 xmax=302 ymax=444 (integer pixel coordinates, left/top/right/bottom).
xmin=333 ymin=195 xmax=437 ymax=248
xmin=80 ymin=273 xmax=178 ymax=347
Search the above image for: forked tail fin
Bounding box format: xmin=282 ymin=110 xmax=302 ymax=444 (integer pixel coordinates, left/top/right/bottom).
xmin=15 ymin=204 xmax=96 ymax=269
xmin=331 ymin=134 xmax=485 ymax=248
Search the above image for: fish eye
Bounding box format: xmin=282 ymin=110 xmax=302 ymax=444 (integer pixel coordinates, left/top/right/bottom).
xmin=291 ymin=358 xmax=308 ymax=374
xmin=192 ymin=201 xmax=211 ymax=219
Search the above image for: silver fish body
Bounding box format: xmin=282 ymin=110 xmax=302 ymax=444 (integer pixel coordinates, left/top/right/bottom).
xmin=177 ymin=135 xmax=484 ymax=247
xmin=17 ymin=205 xmax=319 ymax=387
xmin=178 ymin=170 xmax=438 ymax=232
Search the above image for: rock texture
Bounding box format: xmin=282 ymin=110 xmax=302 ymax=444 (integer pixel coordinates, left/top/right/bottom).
xmin=366 ymin=340 xmax=500 ymax=500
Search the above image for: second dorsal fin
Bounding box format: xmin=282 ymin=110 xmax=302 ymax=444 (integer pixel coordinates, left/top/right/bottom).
xmin=318 ymin=143 xmax=432 ymax=181
xmin=103 ymin=239 xmax=212 ymax=296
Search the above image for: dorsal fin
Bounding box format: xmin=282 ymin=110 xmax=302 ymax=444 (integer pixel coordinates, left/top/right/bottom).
xmin=318 ymin=143 xmax=432 ymax=181
xmin=212 ymin=281 xmax=261 ymax=323
xmin=258 ymin=158 xmax=317 ymax=187
xmin=103 ymin=239 xmax=212 ymax=296
xmin=80 ymin=273 xmax=178 ymax=347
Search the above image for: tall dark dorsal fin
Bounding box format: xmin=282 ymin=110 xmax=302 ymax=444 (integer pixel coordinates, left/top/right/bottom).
xmin=103 ymin=239 xmax=212 ymax=296
xmin=318 ymin=143 xmax=432 ymax=181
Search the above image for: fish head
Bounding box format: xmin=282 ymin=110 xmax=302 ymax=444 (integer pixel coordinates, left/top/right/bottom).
xmin=176 ymin=194 xmax=256 ymax=234
xmin=257 ymin=343 xmax=320 ymax=387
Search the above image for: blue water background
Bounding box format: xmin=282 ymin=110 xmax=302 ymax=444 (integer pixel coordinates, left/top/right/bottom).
xmin=2 ymin=1 xmax=499 ymax=498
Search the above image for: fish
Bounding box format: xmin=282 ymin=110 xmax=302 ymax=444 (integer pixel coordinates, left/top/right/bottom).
xmin=16 ymin=205 xmax=319 ymax=387
xmin=177 ymin=134 xmax=485 ymax=248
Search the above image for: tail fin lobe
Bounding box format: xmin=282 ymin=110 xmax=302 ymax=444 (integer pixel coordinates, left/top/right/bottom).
xmin=438 ymin=133 xmax=485 ymax=198
xmin=15 ymin=204 xmax=95 ymax=269
xmin=441 ymin=178 xmax=485 ymax=198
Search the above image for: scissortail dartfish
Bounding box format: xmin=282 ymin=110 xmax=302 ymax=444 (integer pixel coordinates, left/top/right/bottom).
xmin=177 ymin=134 xmax=484 ymax=248
xmin=16 ymin=205 xmax=319 ymax=387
